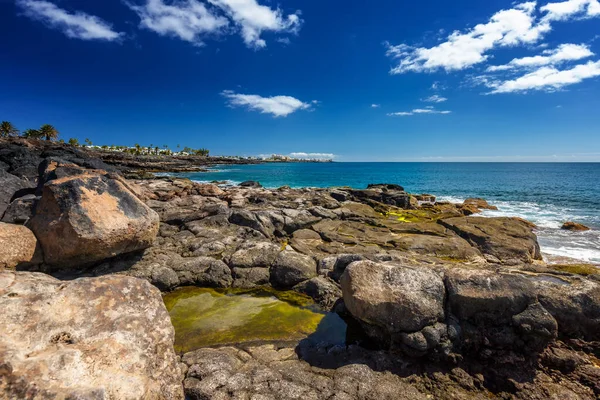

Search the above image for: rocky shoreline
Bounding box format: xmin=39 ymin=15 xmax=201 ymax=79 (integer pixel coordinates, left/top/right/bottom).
xmin=1 ymin=138 xmax=599 ymax=399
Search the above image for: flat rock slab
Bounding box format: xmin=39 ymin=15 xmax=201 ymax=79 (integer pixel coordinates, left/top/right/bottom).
xmin=0 ymin=271 xmax=183 ymax=399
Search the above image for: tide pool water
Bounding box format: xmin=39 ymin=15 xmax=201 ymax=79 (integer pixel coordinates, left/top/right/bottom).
xmin=179 ymin=162 xmax=600 ymax=265
xmin=164 ymin=287 xmax=347 ymax=352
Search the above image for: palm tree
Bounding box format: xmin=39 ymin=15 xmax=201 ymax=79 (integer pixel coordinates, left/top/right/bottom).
xmin=23 ymin=129 xmax=41 ymax=138
xmin=39 ymin=124 xmax=59 ymax=141
xmin=68 ymin=138 xmax=79 ymax=146
xmin=0 ymin=121 xmax=19 ymax=137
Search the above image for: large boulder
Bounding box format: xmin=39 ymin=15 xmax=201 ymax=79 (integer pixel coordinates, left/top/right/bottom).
xmin=29 ymin=173 xmax=159 ymax=268
xmin=0 ymin=271 xmax=183 ymax=399
xmin=439 ymin=217 xmax=541 ymax=263
xmin=0 ymin=222 xmax=42 ymax=268
xmin=270 ymin=250 xmax=317 ymax=288
xmin=341 ymin=261 xmax=445 ymax=333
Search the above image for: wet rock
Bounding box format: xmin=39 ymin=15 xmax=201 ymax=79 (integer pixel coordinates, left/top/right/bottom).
xmin=341 ymin=261 xmax=445 ymax=334
xmin=439 ymin=216 xmax=542 ymax=263
xmin=239 ymin=180 xmax=262 ymax=188
xmin=172 ymin=257 xmax=233 ymax=288
xmin=561 ymin=221 xmax=591 ymax=232
xmin=1 ymin=194 xmax=37 ymax=224
xmin=0 ymin=270 xmax=183 ymax=399
xmin=29 ymin=173 xmax=159 ymax=268
xmin=0 ymin=222 xmax=42 ymax=268
xmin=270 ymin=251 xmax=317 ymax=289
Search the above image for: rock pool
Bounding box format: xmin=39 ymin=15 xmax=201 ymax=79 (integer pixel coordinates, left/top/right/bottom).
xmin=163 ymin=286 xmax=347 ymax=353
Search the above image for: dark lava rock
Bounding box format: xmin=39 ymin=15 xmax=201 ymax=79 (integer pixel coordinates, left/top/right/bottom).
xmin=239 ymin=180 xmax=262 ymax=188
xmin=1 ymin=194 xmax=38 ymax=224
xmin=367 ymin=183 xmax=405 ymax=191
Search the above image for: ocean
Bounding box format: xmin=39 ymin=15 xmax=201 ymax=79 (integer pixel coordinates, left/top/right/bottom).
xmin=178 ymin=162 xmax=600 ymax=265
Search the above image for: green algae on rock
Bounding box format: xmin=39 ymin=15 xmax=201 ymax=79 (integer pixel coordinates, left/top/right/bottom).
xmin=164 ymin=286 xmax=346 ymax=353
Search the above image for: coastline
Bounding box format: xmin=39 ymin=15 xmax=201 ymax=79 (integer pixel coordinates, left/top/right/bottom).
xmin=175 ymin=164 xmax=600 ymax=267
xmin=2 ymin=137 xmax=600 ymax=399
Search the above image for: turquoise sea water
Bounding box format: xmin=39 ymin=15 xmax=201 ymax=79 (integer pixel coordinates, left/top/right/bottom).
xmin=178 ymin=162 xmax=600 ymax=264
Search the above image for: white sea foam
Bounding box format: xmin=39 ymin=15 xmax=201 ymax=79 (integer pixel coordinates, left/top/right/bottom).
xmin=541 ymin=245 xmax=600 ymax=264
xmin=205 ymin=168 xmax=237 ymax=173
xmin=474 ymin=200 xmax=600 ymax=264
xmin=436 ymin=196 xmax=466 ymax=204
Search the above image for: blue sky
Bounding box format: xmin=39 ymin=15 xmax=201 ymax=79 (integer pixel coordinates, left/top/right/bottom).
xmin=1 ymin=0 xmax=600 ymax=161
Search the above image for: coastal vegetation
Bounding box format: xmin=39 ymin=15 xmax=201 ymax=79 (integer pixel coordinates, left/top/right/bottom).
xmin=0 ymin=119 xmax=211 ymax=157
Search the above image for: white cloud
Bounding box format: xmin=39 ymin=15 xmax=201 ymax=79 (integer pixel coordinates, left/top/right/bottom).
xmin=126 ymin=0 xmax=229 ymax=46
xmin=487 ymin=43 xmax=594 ymax=71
xmin=16 ymin=0 xmax=123 ymax=41
xmin=221 ymin=90 xmax=313 ymax=117
xmin=386 ymin=2 xmax=550 ymax=74
xmin=127 ymin=0 xmax=300 ymax=48
xmin=207 ymin=0 xmax=301 ymax=49
xmin=387 ymin=112 xmax=414 ymax=116
xmin=431 ymin=81 xmax=447 ymax=90
xmin=387 ymin=108 xmax=452 ymax=116
xmin=422 ymin=94 xmax=448 ymax=103
xmin=289 ymin=152 xmax=335 ymax=159
xmin=487 ymin=59 xmax=600 ymax=93
xmin=385 ymin=0 xmax=600 ymax=75
xmin=371 ymin=104 xmax=381 ymax=108
xmin=541 ymin=0 xmax=600 ymax=21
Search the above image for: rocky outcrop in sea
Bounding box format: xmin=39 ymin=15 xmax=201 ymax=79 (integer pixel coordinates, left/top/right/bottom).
xmin=0 ymin=138 xmax=599 ymax=399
